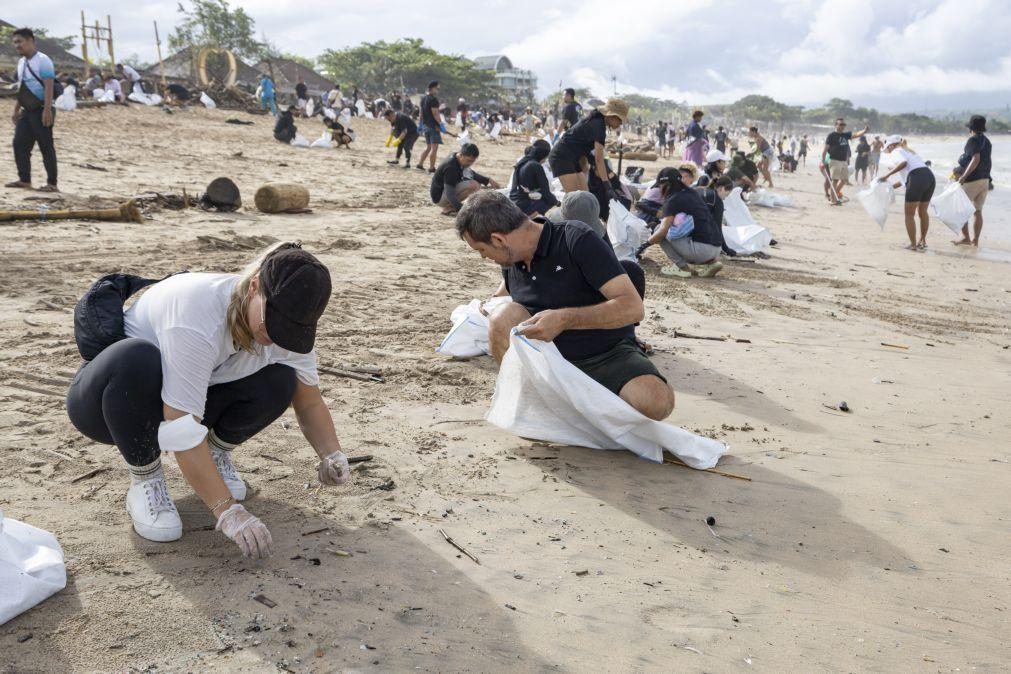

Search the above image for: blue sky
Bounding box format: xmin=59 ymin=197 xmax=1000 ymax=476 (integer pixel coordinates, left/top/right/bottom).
xmin=9 ymin=0 xmax=1011 ymax=112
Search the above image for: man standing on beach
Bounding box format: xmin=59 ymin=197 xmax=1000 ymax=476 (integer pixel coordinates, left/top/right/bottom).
xmin=823 ymin=118 xmax=869 ymax=202
xmin=561 ymin=88 xmax=581 ymax=131
xmin=416 ymin=81 xmax=444 ymax=173
xmin=259 ymin=73 xmax=277 ymax=116
xmin=6 ymin=28 xmax=58 ymax=193
xmin=869 ymin=136 xmax=883 ymax=180
xmin=955 ymin=115 xmax=992 ymax=247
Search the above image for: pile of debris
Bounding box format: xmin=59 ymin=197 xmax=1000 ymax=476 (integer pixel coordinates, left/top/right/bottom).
xmin=203 ymin=84 xmax=266 ymax=114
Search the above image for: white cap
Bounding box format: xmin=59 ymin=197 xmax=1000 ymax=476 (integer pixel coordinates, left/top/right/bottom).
xmin=706 ymin=149 xmax=729 ymax=163
xmin=884 ymin=134 xmax=903 ymax=147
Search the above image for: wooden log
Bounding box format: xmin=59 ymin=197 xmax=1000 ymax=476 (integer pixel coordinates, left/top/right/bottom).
xmin=609 ymin=151 xmax=657 ymax=161
xmin=254 ymin=183 xmax=310 ymax=214
xmin=0 ymin=200 xmax=142 ymax=224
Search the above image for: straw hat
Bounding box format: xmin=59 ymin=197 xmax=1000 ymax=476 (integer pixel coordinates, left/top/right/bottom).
xmin=598 ymin=98 xmax=629 ymax=123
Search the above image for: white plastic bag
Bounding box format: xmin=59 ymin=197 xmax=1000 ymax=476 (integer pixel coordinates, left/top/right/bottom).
xmin=723 ymin=224 xmax=773 ymax=255
xmin=723 ymin=187 xmax=758 ymax=228
xmin=323 ymin=107 xmax=337 ymax=121
xmin=457 ymin=129 xmax=470 ymax=146
xmin=0 ymin=510 xmax=67 ymax=625
xmin=305 ymin=98 xmax=315 ymax=118
xmin=606 ymin=199 xmax=651 ymax=262
xmin=54 ymin=85 xmax=76 ymax=111
xmin=437 ymin=297 xmax=512 ymax=357
xmin=750 ymin=189 xmax=794 ymax=208
xmin=487 ymin=332 xmax=728 ymax=468
xmin=290 ymin=134 xmax=310 ymax=148
xmin=490 ymin=122 xmax=502 ymax=140
xmin=128 ymin=91 xmax=162 ymax=106
xmin=929 ymin=181 xmax=975 ymax=235
xmin=857 ymin=181 xmax=894 ymax=230
xmin=200 ymin=91 xmax=216 ymax=108
xmin=310 ymin=131 xmax=332 ymax=149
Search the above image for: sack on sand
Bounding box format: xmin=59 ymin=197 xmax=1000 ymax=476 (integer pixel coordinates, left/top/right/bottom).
xmin=127 ymin=91 xmax=162 ymax=106
xmin=200 ymin=91 xmax=216 ymax=108
xmin=486 ymin=331 xmax=727 ymax=468
xmin=54 ymin=85 xmax=76 ymax=111
xmin=606 ymin=199 xmax=651 ymax=263
xmin=458 ymin=129 xmax=471 ymax=146
xmin=305 ymin=98 xmax=315 ymax=118
xmin=339 ymin=109 xmax=351 ymax=125
xmin=290 ymin=134 xmax=311 ymax=148
xmin=437 ymin=297 xmax=512 ymax=358
xmin=750 ymin=189 xmax=794 ymax=208
xmin=930 ymin=182 xmax=975 ymax=235
xmin=0 ymin=509 xmax=67 ymax=625
xmin=94 ymin=88 xmax=115 ymax=103
xmin=490 ymin=122 xmax=502 ymax=140
xmin=310 ymin=131 xmax=332 ymax=149
xmin=723 ymin=187 xmax=758 ymax=228
xmin=723 ymin=224 xmax=772 ymax=255
xmin=857 ymin=181 xmax=894 ymax=230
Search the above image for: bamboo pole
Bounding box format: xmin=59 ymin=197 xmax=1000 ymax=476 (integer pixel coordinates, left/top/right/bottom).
xmin=80 ymin=11 xmax=89 ymax=77
xmin=0 ymin=201 xmax=142 ymax=225
xmin=107 ymin=15 xmax=115 ymax=67
xmin=154 ymin=21 xmax=166 ymax=89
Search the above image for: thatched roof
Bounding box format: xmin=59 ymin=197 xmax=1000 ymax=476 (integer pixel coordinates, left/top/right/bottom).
xmin=254 ymin=58 xmax=333 ymax=96
xmin=0 ymin=19 xmax=88 ymax=72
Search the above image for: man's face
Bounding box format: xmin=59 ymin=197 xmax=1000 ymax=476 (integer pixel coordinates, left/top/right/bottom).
xmin=12 ymin=35 xmax=33 ymax=56
xmin=463 ymin=232 xmax=518 ymax=266
xmin=564 ymin=93 xmax=573 ymax=103
xmin=836 ymin=120 xmax=847 ymax=131
xmin=458 ymin=154 xmax=477 ymax=168
xmin=432 ymin=85 xmax=440 ymax=95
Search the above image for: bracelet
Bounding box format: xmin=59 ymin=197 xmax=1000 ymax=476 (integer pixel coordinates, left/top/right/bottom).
xmin=209 ymin=495 xmax=235 ymax=515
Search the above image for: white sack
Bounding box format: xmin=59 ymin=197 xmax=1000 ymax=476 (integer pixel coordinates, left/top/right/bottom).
xmin=290 ymin=134 xmax=311 ymax=147
xmin=0 ymin=510 xmax=66 ymax=625
xmin=128 ymin=91 xmax=162 ymax=106
xmin=339 ymin=108 xmax=352 ymax=125
xmin=305 ymin=98 xmax=315 ymax=118
xmin=355 ymin=99 xmax=366 ymax=116
xmin=723 ymin=224 xmax=773 ymax=255
xmin=490 ymin=122 xmax=502 ymax=140
xmin=929 ymin=181 xmax=975 ymax=235
xmin=458 ymin=129 xmax=470 ymax=146
xmin=486 ymin=332 xmax=728 ymax=468
xmin=323 ymin=107 xmax=337 ymax=121
xmin=437 ymin=297 xmax=512 ymax=357
xmin=606 ymin=199 xmax=651 ymax=263
xmin=200 ymin=91 xmax=216 ymax=108
xmin=54 ymin=85 xmax=76 ymax=111
xmin=723 ymin=187 xmax=758 ymax=228
xmin=310 ymin=131 xmax=333 ymax=148
xmin=857 ymin=181 xmax=894 ymax=230
xmin=749 ymin=189 xmax=794 ymax=208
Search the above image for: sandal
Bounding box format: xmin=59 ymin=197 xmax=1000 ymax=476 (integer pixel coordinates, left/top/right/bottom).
xmin=36 ymin=184 xmax=59 ymax=193
xmin=697 ymin=261 xmax=724 ymax=278
xmin=4 ymin=180 xmax=32 ymax=189
xmin=660 ymin=265 xmax=693 ymax=278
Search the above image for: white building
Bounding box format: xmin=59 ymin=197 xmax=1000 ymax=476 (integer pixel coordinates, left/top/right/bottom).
xmin=473 ymin=54 xmax=537 ymax=103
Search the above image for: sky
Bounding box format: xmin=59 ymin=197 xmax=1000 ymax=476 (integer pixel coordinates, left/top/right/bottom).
xmin=9 ymin=0 xmax=1011 ymax=113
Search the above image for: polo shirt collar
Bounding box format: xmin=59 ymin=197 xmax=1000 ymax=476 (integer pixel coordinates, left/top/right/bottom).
xmin=533 ymin=220 xmax=552 ymax=259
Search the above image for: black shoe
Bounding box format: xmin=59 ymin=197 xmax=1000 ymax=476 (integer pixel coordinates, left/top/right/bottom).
xmin=428 ymin=168 xmax=436 ymax=174
xmin=415 ymin=164 xmax=425 ymax=171
xmin=387 ymin=160 xmax=399 ymax=166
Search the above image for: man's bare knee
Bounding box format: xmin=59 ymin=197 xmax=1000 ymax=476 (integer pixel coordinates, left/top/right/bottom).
xmin=488 ymin=303 xmax=530 ymax=363
xmin=620 ymin=375 xmax=676 ymax=420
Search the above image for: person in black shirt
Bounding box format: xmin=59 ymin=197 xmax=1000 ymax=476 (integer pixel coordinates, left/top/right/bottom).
xmin=416 ymin=81 xmax=445 ymax=172
xmin=561 ymin=88 xmax=581 ymax=130
xmin=955 ymin=115 xmax=992 ymax=246
xmin=637 ymin=168 xmax=724 ymax=278
xmin=295 ymin=78 xmax=308 ymax=112
xmin=697 ymin=175 xmax=736 ymax=258
xmin=509 ymin=139 xmax=558 ymax=215
xmin=548 ymin=97 xmax=627 ymax=193
xmin=822 ymin=117 xmax=869 ymax=201
xmin=383 ymin=108 xmax=419 ymax=168
xmin=273 ymin=105 xmax=297 ymax=143
xmin=455 ymin=191 xmax=674 ymax=419
xmin=713 ymin=126 xmax=728 ymax=154
xmin=853 ymin=137 xmax=871 ymax=184
xmin=430 ymin=143 xmax=499 ymax=214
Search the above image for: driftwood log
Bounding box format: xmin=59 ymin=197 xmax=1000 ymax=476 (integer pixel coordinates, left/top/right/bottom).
xmin=0 ymin=200 xmax=142 ymax=224
xmin=254 ymin=183 xmax=310 ymax=213
xmin=609 ymin=150 xmax=657 ymax=161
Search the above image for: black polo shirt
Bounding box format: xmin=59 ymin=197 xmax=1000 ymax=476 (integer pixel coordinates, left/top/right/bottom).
xmin=502 ymin=220 xmax=633 ymax=361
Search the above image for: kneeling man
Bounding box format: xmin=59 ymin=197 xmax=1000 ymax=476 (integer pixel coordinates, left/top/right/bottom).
xmin=456 ymin=191 xmax=675 ymax=420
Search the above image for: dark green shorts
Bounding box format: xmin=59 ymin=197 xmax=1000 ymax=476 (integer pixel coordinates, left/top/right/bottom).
xmin=569 ymin=338 xmax=666 ymax=395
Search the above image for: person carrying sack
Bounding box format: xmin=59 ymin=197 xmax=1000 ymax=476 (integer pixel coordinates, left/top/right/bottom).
xmin=6 ymin=28 xmax=59 ymax=192
xmin=65 ymin=243 xmax=352 ymax=558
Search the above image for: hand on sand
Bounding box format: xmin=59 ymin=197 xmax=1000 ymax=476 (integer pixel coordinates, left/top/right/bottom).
xmin=216 ymin=504 xmax=273 ymax=559
xmin=517 ymin=309 xmax=569 ymax=342
xmin=318 ymin=450 xmax=350 ymax=486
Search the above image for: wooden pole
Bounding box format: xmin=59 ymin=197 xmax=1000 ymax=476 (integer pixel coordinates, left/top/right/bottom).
xmin=0 ymin=201 xmax=142 ymax=224
xmin=106 ymin=15 xmax=115 ymax=67
xmin=80 ymin=11 xmax=90 ymax=77
xmin=154 ymin=21 xmax=166 ymax=89
xmin=94 ymin=20 xmax=101 ymax=66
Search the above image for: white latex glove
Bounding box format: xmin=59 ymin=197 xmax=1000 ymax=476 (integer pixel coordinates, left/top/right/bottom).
xmin=317 ymin=450 xmax=350 ymax=486
xmin=216 ymin=503 xmax=273 ymax=559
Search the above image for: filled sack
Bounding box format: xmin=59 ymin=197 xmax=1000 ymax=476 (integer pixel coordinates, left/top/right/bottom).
xmin=749 ymin=189 xmax=794 ymax=208
xmin=290 ymin=134 xmax=311 ymax=148
xmin=723 ymin=187 xmax=758 ymax=228
xmin=857 ymin=181 xmax=894 ymax=230
xmin=310 ymin=131 xmax=333 ymax=149
xmin=437 ymin=297 xmax=512 ymax=358
xmin=128 ymin=91 xmax=162 ymax=106
xmin=606 ymin=199 xmax=651 ymax=263
xmin=0 ymin=510 xmax=67 ymax=625
xmin=486 ymin=332 xmax=727 ymax=468
xmin=929 ymin=182 xmax=975 ymax=235
xmin=199 ymin=91 xmax=216 ymax=108
xmin=54 ymin=85 xmax=77 ymax=112
xmin=722 ymin=224 xmax=773 ymax=255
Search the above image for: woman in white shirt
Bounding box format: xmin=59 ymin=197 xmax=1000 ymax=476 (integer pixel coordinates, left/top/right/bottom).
xmin=66 ymin=243 xmax=350 ymax=558
xmin=879 ymin=135 xmax=936 ymax=250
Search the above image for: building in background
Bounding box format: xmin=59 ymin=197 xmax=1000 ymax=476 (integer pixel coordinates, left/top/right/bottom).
xmin=473 ymin=54 xmax=537 ymax=105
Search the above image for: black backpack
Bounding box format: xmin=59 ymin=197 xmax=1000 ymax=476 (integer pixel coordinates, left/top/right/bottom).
xmin=73 ymin=273 xmax=179 ymax=361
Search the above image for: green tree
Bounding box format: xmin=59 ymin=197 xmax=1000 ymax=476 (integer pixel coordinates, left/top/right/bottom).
xmin=317 ymin=38 xmax=500 ymax=99
xmin=169 ymin=0 xmax=264 ymax=61
xmin=720 ymin=95 xmax=803 ymax=123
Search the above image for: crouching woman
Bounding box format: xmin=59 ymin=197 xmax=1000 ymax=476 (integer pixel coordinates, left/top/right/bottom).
xmin=66 ymin=243 xmax=351 ymax=558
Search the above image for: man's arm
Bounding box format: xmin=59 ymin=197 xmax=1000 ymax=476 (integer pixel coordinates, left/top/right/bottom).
xmin=852 ymin=126 xmax=870 ymax=139
xmin=593 ymin=142 xmax=608 ymax=184
xmin=960 ymin=153 xmax=981 ymax=184
xmin=11 ymin=98 xmax=21 ymax=124
xmin=517 ymin=274 xmax=643 ymax=342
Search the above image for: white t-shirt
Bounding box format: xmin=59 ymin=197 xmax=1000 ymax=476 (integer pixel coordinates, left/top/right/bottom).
xmin=104 ymin=79 xmax=122 ymax=95
xmin=891 ymin=147 xmax=927 ymax=180
xmin=124 ymin=273 xmax=319 ymax=418
xmin=120 ymin=64 xmax=141 ymax=82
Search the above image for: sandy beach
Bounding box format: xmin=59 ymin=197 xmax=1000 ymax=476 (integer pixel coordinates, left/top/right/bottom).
xmin=1 ymin=104 xmax=1009 ymax=672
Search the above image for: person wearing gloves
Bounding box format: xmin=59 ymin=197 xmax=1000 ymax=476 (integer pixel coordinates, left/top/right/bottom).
xmin=548 ymin=97 xmax=627 ymax=193
xmin=383 ymin=108 xmax=419 ymax=169
xmin=66 ymin=243 xmax=351 ymax=558
xmin=879 ymin=135 xmax=936 ymax=250
xmin=636 ymin=167 xmax=724 ymax=278
xmin=509 ymin=139 xmax=558 ymax=216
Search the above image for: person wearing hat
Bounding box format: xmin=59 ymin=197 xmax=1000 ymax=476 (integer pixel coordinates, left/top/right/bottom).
xmin=703 ymin=149 xmax=729 ymax=184
xmin=637 ymin=167 xmax=724 ymax=278
xmin=878 ymin=135 xmax=935 ymax=250
xmin=509 ymin=139 xmax=558 ymax=216
xmin=548 ymin=97 xmax=628 ymax=193
xmin=455 ymin=191 xmax=675 ymax=421
xmin=65 ymin=243 xmax=350 ymax=557
xmin=546 ymin=190 xmax=606 ymax=238
xmin=258 ymin=72 xmax=277 ymax=116
xmin=954 ymin=115 xmax=992 ymax=247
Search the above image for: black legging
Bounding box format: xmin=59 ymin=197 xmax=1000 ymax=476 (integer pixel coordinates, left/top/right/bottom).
xmin=396 ymin=132 xmax=419 ymax=164
xmin=66 ymin=338 xmax=297 ymax=466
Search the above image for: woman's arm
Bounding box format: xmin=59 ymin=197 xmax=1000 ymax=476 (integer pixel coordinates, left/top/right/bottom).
xmin=879 ymin=161 xmax=907 ymax=181
xmin=291 ymin=381 xmax=343 ymax=459
xmin=646 ymin=216 xmax=673 ymax=246
xmin=166 ymin=404 xmax=235 ymax=518
xmin=593 ymin=142 xmax=608 ymax=184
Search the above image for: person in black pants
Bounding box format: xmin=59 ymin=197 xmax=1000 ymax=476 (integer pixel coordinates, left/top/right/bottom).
xmin=7 ymin=28 xmax=58 ymax=192
xmin=383 ymin=108 xmax=418 ymax=168
xmin=66 ymin=243 xmax=353 ymax=557
xmin=509 ymin=139 xmax=557 ymax=215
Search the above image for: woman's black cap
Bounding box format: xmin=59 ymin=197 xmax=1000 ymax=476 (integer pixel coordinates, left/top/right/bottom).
xmin=260 ymin=246 xmax=331 ymax=354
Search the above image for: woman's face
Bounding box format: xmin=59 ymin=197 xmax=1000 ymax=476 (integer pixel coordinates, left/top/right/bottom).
xmin=606 ymin=115 xmax=623 ymax=129
xmin=679 ymin=170 xmax=695 ymax=186
xmin=716 ymin=186 xmax=731 ymax=200
xmin=247 ymin=279 xmax=273 ymax=347
xmin=716 ymin=159 xmax=726 ymax=170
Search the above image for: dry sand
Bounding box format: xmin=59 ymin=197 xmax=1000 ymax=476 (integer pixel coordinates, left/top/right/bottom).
xmin=1 ymin=104 xmax=1009 ymax=672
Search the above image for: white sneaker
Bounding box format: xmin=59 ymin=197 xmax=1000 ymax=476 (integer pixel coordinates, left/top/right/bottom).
xmin=126 ymin=474 xmax=182 ymax=542
xmin=212 ymin=448 xmax=247 ymax=501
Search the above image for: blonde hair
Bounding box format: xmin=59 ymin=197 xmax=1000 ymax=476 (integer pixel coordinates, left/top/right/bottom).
xmin=677 ymin=161 xmax=699 ymax=180
xmin=227 ymin=241 xmax=301 ymax=353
